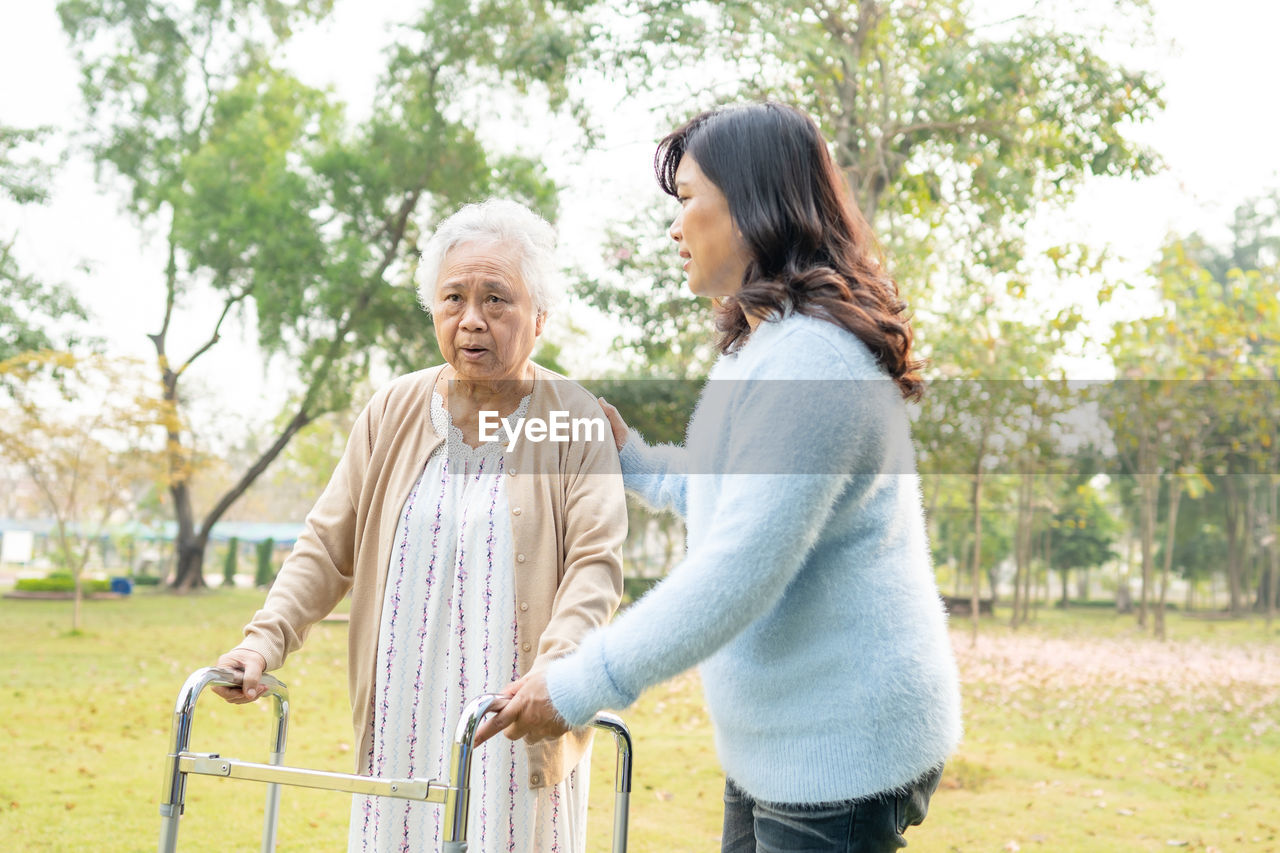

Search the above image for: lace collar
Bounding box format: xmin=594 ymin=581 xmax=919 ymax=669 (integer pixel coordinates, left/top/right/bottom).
xmin=430 ymin=390 xmax=532 ymax=463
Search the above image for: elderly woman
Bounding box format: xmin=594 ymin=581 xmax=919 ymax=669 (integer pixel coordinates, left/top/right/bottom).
xmin=213 ymin=198 xmax=626 ymax=853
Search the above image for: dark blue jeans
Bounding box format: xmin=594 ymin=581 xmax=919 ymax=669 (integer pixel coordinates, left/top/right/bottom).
xmin=720 ymin=766 xmax=943 ymax=853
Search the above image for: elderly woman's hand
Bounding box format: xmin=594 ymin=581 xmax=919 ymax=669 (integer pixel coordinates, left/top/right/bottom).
xmin=597 ymin=397 xmax=629 ymax=451
xmin=474 ymin=671 xmax=571 ymax=746
xmin=211 ymin=648 xmax=268 ymax=704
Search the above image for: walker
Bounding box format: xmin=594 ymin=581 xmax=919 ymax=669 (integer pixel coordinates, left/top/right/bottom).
xmin=158 ymin=667 xmax=632 ymax=852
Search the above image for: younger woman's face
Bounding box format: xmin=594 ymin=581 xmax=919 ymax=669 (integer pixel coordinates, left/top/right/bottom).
xmin=669 ymin=154 xmax=751 ymax=298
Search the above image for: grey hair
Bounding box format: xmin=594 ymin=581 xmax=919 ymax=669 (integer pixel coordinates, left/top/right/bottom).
xmin=416 ymin=198 xmax=558 ymax=315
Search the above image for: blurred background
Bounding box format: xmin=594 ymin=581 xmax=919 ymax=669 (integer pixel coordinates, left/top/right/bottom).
xmin=1 ymin=3 xmax=1279 ymax=851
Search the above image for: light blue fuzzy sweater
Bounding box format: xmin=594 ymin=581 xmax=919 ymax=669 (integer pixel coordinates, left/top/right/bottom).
xmin=545 ymin=313 xmax=962 ymax=803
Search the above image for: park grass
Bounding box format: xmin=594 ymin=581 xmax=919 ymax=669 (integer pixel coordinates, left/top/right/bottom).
xmin=1 ymin=591 xmax=1278 ymax=852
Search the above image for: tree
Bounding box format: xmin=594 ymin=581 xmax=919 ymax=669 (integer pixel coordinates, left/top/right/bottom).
xmin=0 ymin=352 xmax=163 ymax=631
xmin=581 ymin=0 xmax=1162 ymax=362
xmin=1047 ymin=479 xmax=1119 ymax=607
xmin=0 ymin=123 xmax=91 ymax=362
xmin=1108 ymin=220 xmax=1280 ymax=631
xmin=573 ymin=3 xmax=1163 ymax=618
xmin=58 ymin=0 xmax=589 ymax=589
xmin=575 ymin=206 xmax=718 ymax=378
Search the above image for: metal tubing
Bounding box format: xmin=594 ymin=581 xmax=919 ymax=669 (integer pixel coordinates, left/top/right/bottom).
xmin=176 ymin=754 xmax=448 ymax=801
xmin=261 ymin=688 xmax=289 ymax=853
xmin=157 ymin=666 xmax=288 ymax=853
xmin=441 ymin=693 xmax=503 ymax=847
xmin=159 ymin=672 xmax=633 ymax=852
xmin=590 ymin=713 xmax=632 ymax=853
xmin=439 ymin=696 xmax=633 ymax=853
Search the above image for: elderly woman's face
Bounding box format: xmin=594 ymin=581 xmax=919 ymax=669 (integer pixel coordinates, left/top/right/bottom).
xmin=432 ymin=241 xmax=544 ymax=384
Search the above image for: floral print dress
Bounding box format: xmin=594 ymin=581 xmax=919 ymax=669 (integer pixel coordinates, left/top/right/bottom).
xmin=347 ymin=392 xmax=589 ymax=853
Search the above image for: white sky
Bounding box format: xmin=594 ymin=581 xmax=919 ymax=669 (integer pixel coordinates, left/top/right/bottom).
xmin=1 ymin=0 xmax=1278 ymax=433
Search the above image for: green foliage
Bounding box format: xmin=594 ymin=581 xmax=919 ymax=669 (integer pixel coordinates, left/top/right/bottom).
xmin=0 ymin=259 xmax=90 ymax=365
xmin=14 ymin=576 xmax=112 ymax=594
xmin=621 ymin=575 xmax=660 ymax=604
xmin=0 ymin=124 xmax=92 ymax=361
xmin=579 ymin=0 xmax=1161 ymax=385
xmin=254 ymin=537 xmax=276 ymax=587
xmin=1049 ymin=481 xmax=1119 ymax=572
xmin=573 ymin=206 xmax=717 ymax=377
xmin=55 ymin=0 xmax=604 ymax=585
xmin=581 ymin=376 xmax=702 ymax=445
xmin=1105 ymin=192 xmax=1280 ymax=619
xmin=222 ymin=537 xmax=239 ymax=587
xmin=0 ymin=124 xmax=57 ymax=205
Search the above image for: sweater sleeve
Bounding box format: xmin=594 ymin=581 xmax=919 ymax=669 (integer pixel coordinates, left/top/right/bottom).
xmin=618 ymin=429 xmax=689 ymax=519
xmin=546 ymin=343 xmax=894 ymax=724
xmin=234 ymin=402 xmax=369 ymax=670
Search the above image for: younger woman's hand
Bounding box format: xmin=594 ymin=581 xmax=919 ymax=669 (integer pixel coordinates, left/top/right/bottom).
xmin=597 ymin=397 xmax=629 ymax=451
xmin=473 ymin=671 xmax=570 ymax=746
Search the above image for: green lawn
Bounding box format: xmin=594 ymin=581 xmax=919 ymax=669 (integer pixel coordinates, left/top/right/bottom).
xmin=1 ymin=590 xmax=1277 ymax=851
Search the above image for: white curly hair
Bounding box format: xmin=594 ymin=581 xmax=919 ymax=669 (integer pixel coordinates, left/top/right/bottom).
xmin=416 ymin=198 xmax=559 ymax=315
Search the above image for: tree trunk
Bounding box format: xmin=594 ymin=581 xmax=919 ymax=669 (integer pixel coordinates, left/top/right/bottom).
xmin=1155 ymin=475 xmax=1183 ymax=640
xmin=1038 ymin=526 xmax=1051 ymax=617
xmin=968 ymin=422 xmax=991 ymax=645
xmin=1224 ymin=476 xmax=1243 ymax=614
xmin=1243 ymin=478 xmax=1257 ymax=611
xmin=1267 ymin=476 xmax=1279 ymax=626
xmin=1138 ymin=470 xmax=1157 ymax=628
xmin=51 ymin=521 xmax=84 ymax=633
xmin=925 ymin=475 xmax=943 ymax=548
xmin=1021 ymin=531 xmax=1036 ymax=623
xmin=1011 ymin=474 xmax=1033 ymax=627
xmin=1117 ymin=532 xmax=1135 ymax=614
xmin=167 ymin=477 xmax=207 ymax=591
xmin=969 ymin=471 xmax=984 ymax=646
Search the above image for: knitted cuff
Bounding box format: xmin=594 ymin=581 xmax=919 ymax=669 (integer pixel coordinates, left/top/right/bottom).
xmin=545 ymin=633 xmax=633 ymax=727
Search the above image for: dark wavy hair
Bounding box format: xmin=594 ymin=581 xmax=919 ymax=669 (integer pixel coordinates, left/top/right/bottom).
xmin=656 ymin=102 xmax=924 ymax=400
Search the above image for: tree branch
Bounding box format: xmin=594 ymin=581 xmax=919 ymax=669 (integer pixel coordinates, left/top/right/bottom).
xmin=892 ymin=117 xmax=1006 ymax=141
xmin=147 ymin=230 xmax=180 ymax=361
xmin=198 ymin=408 xmax=314 ymax=541
xmin=195 ymin=183 xmax=422 ymax=539
xmin=176 ymin=286 xmax=251 ymax=376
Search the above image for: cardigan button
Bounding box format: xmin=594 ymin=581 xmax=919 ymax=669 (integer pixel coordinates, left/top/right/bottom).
xmin=519 ymin=601 xmax=529 ymax=611
xmin=512 ymin=507 xmax=522 ymax=516
xmin=508 ymin=468 xmax=517 ymax=477
xmin=529 ymin=773 xmax=541 ymax=786
xmin=516 ymin=553 xmax=526 ymax=563
xmin=521 ymin=642 xmax=531 ymax=652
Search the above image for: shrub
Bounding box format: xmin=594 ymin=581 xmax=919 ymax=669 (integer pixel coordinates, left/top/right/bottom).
xmin=14 ymin=577 xmax=113 ymax=594
xmin=223 ymin=537 xmax=239 ymax=587
xmin=254 ymin=538 xmax=276 ymax=587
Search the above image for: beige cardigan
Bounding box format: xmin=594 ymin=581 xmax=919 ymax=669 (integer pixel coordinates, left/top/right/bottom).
xmin=236 ymin=363 xmax=626 ymax=788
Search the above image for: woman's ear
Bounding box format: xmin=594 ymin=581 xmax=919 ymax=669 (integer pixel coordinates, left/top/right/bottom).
xmin=534 ymin=312 xmax=546 ymax=336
